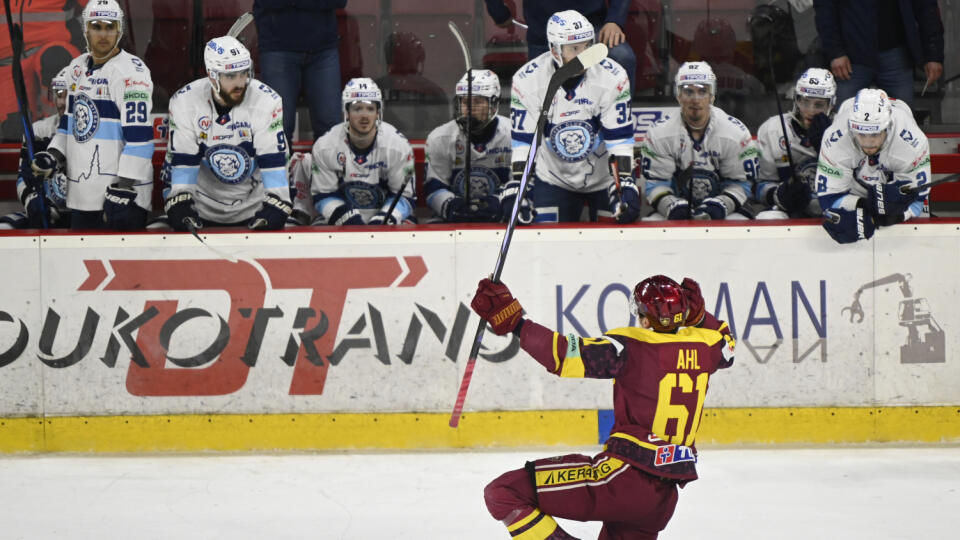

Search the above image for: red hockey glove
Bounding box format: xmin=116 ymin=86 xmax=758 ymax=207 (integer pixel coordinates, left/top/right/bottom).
xmin=681 ymin=277 xmax=705 ymax=327
xmin=471 ymin=278 xmax=524 ymax=335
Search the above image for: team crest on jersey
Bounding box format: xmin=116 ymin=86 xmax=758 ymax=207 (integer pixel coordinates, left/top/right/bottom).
xmin=452 ymin=167 xmax=499 ymax=198
xmin=204 ymin=144 xmax=253 ymax=184
xmin=48 ymin=174 xmax=68 ymax=207
xmin=343 ymin=181 xmax=385 ymax=209
xmin=547 ymin=120 xmax=597 ymax=162
xmin=72 ymin=94 xmax=100 ymax=143
xmin=796 ymin=158 xmax=818 ymax=191
xmin=198 ymin=116 xmax=211 ymax=131
xmin=677 ymin=168 xmax=721 ymax=204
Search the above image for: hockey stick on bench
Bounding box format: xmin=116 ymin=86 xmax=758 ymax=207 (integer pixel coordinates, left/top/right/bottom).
xmin=900 ymin=172 xmax=960 ymax=196
xmin=449 ymin=43 xmax=609 ymax=428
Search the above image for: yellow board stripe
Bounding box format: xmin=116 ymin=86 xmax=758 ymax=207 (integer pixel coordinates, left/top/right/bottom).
xmin=0 ymin=407 xmax=957 ymax=453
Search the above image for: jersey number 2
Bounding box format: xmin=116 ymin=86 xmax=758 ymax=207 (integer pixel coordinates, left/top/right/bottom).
xmin=652 ymin=372 xmax=708 ymax=446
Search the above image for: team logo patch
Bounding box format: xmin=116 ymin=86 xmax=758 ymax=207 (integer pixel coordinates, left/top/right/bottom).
xmin=677 ymin=168 xmax=721 ymax=204
xmin=797 ymin=158 xmax=819 ymax=191
xmin=654 ymin=444 xmax=697 ymax=466
xmin=337 ymin=152 xmax=346 ymax=166
xmin=198 ymin=116 xmax=211 ymax=131
xmin=452 ymin=167 xmax=499 ymax=198
xmin=72 ymin=94 xmax=100 ymax=143
xmin=204 ymin=144 xmax=253 ymax=184
xmin=546 ymin=120 xmax=597 ymax=162
xmin=342 ymin=181 xmax=385 ymax=209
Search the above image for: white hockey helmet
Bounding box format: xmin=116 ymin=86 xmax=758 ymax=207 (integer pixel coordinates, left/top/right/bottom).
xmin=795 ymin=68 xmax=836 ymax=108
xmin=454 ymin=69 xmax=501 ymax=131
xmin=82 ymin=0 xmax=124 ymax=57
xmin=546 ymin=10 xmax=595 ymax=65
xmin=342 ymin=77 xmax=383 ymax=121
xmin=675 ymin=61 xmax=716 ymax=100
xmin=849 ymin=88 xmax=892 ymax=134
xmin=50 ymin=67 xmax=70 ymax=93
xmin=204 ymin=36 xmax=253 ymax=94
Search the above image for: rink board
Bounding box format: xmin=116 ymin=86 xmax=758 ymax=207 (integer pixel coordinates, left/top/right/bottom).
xmin=0 ymin=222 xmax=959 ymax=451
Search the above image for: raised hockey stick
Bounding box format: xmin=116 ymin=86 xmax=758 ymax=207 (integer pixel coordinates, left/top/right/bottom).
xmin=449 ymin=43 xmax=609 ymax=428
xmin=4 ymin=0 xmax=49 ymax=228
xmin=448 ymin=21 xmax=473 ymax=202
xmin=382 ymin=177 xmax=412 ymax=225
xmin=228 ymin=11 xmax=254 ymax=39
xmin=900 ymin=172 xmax=960 ymax=196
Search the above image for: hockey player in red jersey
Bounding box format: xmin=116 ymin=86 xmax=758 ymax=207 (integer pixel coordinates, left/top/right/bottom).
xmin=472 ymin=275 xmax=734 ymax=539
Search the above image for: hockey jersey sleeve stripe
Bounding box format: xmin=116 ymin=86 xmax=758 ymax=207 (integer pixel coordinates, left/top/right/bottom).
xmin=170 ymin=153 xmax=202 ymax=167
xmin=558 ymin=334 xmax=586 ymax=378
xmin=122 ymin=125 xmax=155 ymax=143
xmin=601 ymin=125 xmax=634 ymax=143
xmin=256 ymin=152 xmax=287 ymax=170
xmin=260 ymin=169 xmax=287 ymax=190
xmin=171 ymin=167 xmax=200 ymax=186
xmin=122 ymin=142 xmax=155 ymax=159
xmin=512 ymin=132 xmax=534 ymax=145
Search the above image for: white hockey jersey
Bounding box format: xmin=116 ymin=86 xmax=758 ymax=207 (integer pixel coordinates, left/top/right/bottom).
xmin=49 ymin=51 xmax=154 ymax=211
xmin=167 ymin=77 xmax=290 ymax=224
xmin=310 ymin=122 xmax=416 ymax=223
xmin=756 ymin=113 xmax=822 ymax=216
xmin=510 ymin=52 xmax=633 ymax=193
xmin=639 ymin=105 xmax=757 ymax=210
xmin=423 ymin=116 xmax=512 ymax=215
xmin=817 ymin=98 xmax=930 ymax=219
xmin=17 ymin=114 xmax=69 ymax=210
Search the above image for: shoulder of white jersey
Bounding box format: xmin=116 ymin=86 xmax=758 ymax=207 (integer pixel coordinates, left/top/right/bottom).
xmin=426 ymin=119 xmax=459 ymax=145
xmin=644 ymin=113 xmax=680 ymax=139
xmin=170 ymin=78 xmax=209 ymax=103
xmin=246 ymin=79 xmax=282 ymax=104
xmin=884 ymin=108 xmax=928 ymax=169
xmin=32 ymin=114 xmax=60 ymax=138
xmin=710 ymin=107 xmax=751 ymax=138
xmin=314 ymin=122 xmax=347 ymax=148
xmin=112 ymin=50 xmax=151 ymax=76
xmin=756 ymin=113 xmax=794 ymax=139
xmin=513 ymin=51 xmax=553 ymax=83
xmin=379 ymin=121 xmax=411 ymax=145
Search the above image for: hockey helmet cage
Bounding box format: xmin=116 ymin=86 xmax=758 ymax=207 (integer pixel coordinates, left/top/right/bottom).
xmin=849 ymin=88 xmax=892 ymax=134
xmin=630 ymin=275 xmax=689 ymax=333
xmin=546 ymin=10 xmax=595 ymax=65
xmin=82 ymin=0 xmax=124 ymax=57
xmin=675 ymin=61 xmax=717 ymax=100
xmin=795 ymin=68 xmax=836 ymax=108
xmin=454 ymin=69 xmax=501 ymax=131
xmin=342 ymin=77 xmax=383 ymax=120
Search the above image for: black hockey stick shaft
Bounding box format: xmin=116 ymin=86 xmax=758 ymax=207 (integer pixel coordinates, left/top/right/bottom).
xmin=382 ymin=176 xmax=412 ymax=224
xmin=448 ymin=21 xmax=473 ymax=201
xmin=449 ymin=43 xmax=609 ymax=428
xmin=768 ymin=40 xmax=799 ymax=188
xmin=4 ymin=0 xmax=50 ymax=228
xmin=901 ymin=172 xmax=960 ymax=196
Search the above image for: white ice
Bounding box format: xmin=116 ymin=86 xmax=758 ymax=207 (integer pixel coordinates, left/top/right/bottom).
xmin=1 ymin=446 xmax=958 ymax=539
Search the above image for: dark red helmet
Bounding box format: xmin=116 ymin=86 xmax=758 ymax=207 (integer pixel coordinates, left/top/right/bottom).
xmin=631 ymin=275 xmax=688 ymax=332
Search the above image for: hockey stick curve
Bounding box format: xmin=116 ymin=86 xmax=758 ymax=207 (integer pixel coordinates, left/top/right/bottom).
xmin=449 ymin=43 xmax=609 ymax=428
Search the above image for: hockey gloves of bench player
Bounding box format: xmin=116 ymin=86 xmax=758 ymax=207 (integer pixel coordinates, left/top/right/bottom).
xmin=657 ymin=194 xmax=690 ymax=220
xmin=607 ymin=155 xmax=640 ymax=223
xmin=20 ymin=185 xmax=60 ymax=229
xmin=822 ymin=199 xmax=875 ymax=244
xmin=499 ymin=161 xmax=536 ymax=224
xmin=806 ymin=113 xmax=832 ymax=152
xmin=442 ymin=195 xmax=502 ymax=223
xmin=773 ymin=180 xmax=812 ymax=215
xmin=867 ymin=179 xmax=917 ymax=227
xmin=248 ymin=193 xmax=293 ymax=230
xmin=324 ymin=203 xmax=365 ymax=226
xmin=681 ymin=277 xmax=705 ymax=327
xmin=471 ymin=278 xmax=525 ymax=336
xmin=164 ymin=192 xmax=201 ymax=232
xmin=103 ymin=181 xmax=148 ymax=230
xmin=30 ymin=149 xmax=64 ymax=180
xmin=692 ymin=196 xmax=730 ymax=220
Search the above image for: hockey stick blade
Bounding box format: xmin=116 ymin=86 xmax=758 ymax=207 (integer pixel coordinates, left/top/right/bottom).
xmin=186 ymin=221 xmax=239 ymax=263
xmin=901 ymin=172 xmax=960 ymax=196
xmin=447 ymin=21 xmax=471 ymax=70
xmin=228 ymin=12 xmax=254 ymax=38
xmin=449 ymin=45 xmax=609 ymax=428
